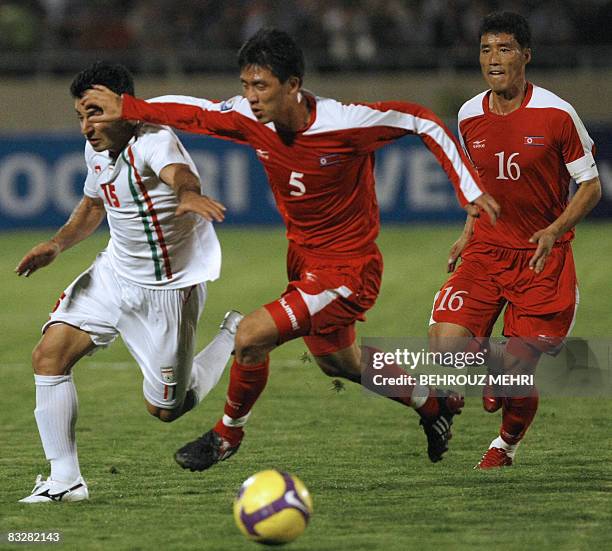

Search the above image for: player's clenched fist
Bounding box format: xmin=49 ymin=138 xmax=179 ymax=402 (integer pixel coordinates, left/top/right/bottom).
xmin=15 ymin=241 xmax=61 ymax=277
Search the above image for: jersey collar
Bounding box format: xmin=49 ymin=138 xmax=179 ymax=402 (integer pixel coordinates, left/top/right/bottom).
xmin=482 ymin=82 xmax=533 ymax=118
xmin=298 ymin=91 xmax=317 ymax=133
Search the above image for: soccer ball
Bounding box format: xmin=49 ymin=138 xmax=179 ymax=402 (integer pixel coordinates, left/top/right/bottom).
xmin=233 ymin=469 xmax=313 ymax=545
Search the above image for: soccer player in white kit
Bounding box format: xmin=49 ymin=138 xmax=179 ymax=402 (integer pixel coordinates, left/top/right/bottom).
xmin=15 ymin=62 xmax=240 ymax=503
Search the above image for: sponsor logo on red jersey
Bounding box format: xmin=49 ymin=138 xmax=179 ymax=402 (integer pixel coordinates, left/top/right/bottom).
xmin=471 ymin=139 xmax=486 ymax=149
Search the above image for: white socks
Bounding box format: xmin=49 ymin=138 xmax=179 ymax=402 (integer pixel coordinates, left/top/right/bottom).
xmin=490 ymin=435 xmax=519 ymax=459
xmin=409 ymin=384 xmax=430 ymax=409
xmin=34 ymin=374 xmax=81 ymax=483
xmin=188 ymin=328 xmax=235 ymax=404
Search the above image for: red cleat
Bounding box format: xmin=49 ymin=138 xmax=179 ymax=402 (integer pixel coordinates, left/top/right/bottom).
xmin=475 ymin=447 xmax=513 ymax=469
xmin=482 ymin=384 xmax=502 ymax=413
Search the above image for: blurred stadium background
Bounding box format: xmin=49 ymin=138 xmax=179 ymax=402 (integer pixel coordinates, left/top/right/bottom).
xmin=1 ymin=1 xmax=611 ymax=550
xmin=1 ymin=0 xmax=611 ymax=225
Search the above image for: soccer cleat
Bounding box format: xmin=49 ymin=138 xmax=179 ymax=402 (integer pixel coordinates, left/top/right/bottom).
xmin=482 ymin=383 xmax=503 ymax=413
xmin=475 ymin=446 xmax=513 ymax=469
xmin=174 ymin=428 xmax=242 ymax=472
xmin=19 ymin=474 xmax=89 ymax=503
xmin=220 ymin=310 xmax=244 ymax=335
xmin=419 ymin=390 xmax=464 ymax=463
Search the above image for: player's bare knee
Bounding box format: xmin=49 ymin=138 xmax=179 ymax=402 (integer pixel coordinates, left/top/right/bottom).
xmin=235 ymin=318 xmax=272 ymax=364
xmin=428 ymin=323 xmax=471 ymax=355
xmin=31 ymin=343 xmax=66 ymax=376
xmin=146 ymin=402 xmax=180 ymax=423
xmin=157 ymin=409 xmax=181 ymax=423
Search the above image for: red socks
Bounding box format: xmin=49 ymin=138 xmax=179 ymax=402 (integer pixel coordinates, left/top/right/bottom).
xmin=214 ymin=357 xmax=269 ymax=445
xmin=500 ymin=388 xmax=539 ymax=445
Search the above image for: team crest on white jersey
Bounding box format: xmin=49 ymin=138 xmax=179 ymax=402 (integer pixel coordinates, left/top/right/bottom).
xmin=161 ymin=366 xmax=176 ymax=384
xmin=472 ymin=139 xmax=486 ymax=149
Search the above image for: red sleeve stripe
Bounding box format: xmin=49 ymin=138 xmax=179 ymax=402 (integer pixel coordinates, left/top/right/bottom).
xmin=305 ymin=100 xmax=483 ymax=204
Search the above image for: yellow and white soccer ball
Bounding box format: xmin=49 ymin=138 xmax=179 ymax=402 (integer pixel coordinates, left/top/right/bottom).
xmin=233 ymin=469 xmax=313 ymax=546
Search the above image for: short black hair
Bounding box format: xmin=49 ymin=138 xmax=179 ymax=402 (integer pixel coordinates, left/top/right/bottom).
xmin=70 ymin=61 xmax=134 ymax=98
xmin=238 ymin=28 xmax=304 ymax=85
xmin=479 ymin=11 xmax=531 ymax=49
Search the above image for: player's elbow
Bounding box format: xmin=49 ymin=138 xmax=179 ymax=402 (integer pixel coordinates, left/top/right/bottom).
xmin=581 ymin=176 xmax=602 ymax=207
xmin=591 ymin=178 xmax=602 ymax=205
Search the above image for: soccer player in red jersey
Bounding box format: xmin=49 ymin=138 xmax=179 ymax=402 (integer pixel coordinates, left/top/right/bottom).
xmin=83 ymin=28 xmax=499 ymax=469
xmin=429 ymin=12 xmax=602 ymax=469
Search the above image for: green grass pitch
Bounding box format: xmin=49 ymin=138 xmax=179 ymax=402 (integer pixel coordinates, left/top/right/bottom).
xmin=1 ymin=224 xmax=610 ymax=551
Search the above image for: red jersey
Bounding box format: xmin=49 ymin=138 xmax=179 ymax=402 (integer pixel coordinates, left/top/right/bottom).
xmin=122 ymin=92 xmax=483 ymax=255
xmin=458 ymin=82 xmax=599 ymax=249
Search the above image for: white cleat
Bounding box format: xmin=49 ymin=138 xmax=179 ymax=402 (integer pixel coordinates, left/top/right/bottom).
xmin=219 ymin=310 xmax=243 ymax=335
xmin=19 ymin=474 xmax=89 ymax=503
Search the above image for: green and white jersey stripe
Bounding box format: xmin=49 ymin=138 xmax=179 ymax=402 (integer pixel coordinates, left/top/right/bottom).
xmin=83 ymin=124 xmax=221 ymax=288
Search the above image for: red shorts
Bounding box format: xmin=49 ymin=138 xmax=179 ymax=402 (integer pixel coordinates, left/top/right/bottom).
xmin=430 ymin=241 xmax=578 ymax=354
xmin=265 ymin=242 xmax=383 ymax=356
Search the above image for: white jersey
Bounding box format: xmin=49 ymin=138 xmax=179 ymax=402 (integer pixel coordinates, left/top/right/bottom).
xmin=83 ymin=124 xmax=221 ymax=288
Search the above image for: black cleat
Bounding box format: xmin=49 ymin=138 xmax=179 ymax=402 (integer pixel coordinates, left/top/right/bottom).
xmin=174 ymin=429 xmax=242 ymax=472
xmin=419 ymin=390 xmax=464 ymax=463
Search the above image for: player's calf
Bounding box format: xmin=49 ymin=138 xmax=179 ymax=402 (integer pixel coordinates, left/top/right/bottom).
xmin=313 ymin=343 xmax=361 ymax=383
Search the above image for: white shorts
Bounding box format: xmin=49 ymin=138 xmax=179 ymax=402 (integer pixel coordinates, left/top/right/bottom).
xmin=44 ymin=252 xmax=207 ymax=409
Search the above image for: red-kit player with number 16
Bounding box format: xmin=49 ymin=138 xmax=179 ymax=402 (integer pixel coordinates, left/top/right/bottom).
xmin=429 ymin=12 xmax=601 ymax=468
xmin=84 ymin=28 xmax=500 ymax=470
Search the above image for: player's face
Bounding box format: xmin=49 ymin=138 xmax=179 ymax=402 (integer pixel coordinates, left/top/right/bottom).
xmin=479 ymin=33 xmax=531 ymax=95
xmin=240 ymin=65 xmax=299 ymax=126
xmin=74 ymin=98 xmax=133 ymax=154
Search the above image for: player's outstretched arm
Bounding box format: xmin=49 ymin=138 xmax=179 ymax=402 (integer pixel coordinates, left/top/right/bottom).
xmin=85 ymin=86 xmax=246 ymax=143
xmin=447 ymin=215 xmax=476 ymax=273
xmin=15 ymin=196 xmax=106 ymax=277
xmin=529 ymin=176 xmax=602 ymax=273
xmin=363 ymin=100 xmax=499 ymax=225
xmin=160 ymin=163 xmax=226 ymax=222
xmin=80 ymin=85 xmax=123 ymax=122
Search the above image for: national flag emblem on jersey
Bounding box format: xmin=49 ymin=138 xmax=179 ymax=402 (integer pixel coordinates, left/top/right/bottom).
xmin=94 ymin=165 xmax=102 ymax=174
xmin=523 ymin=136 xmax=545 ymax=147
xmin=319 ymin=154 xmax=342 ymax=166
